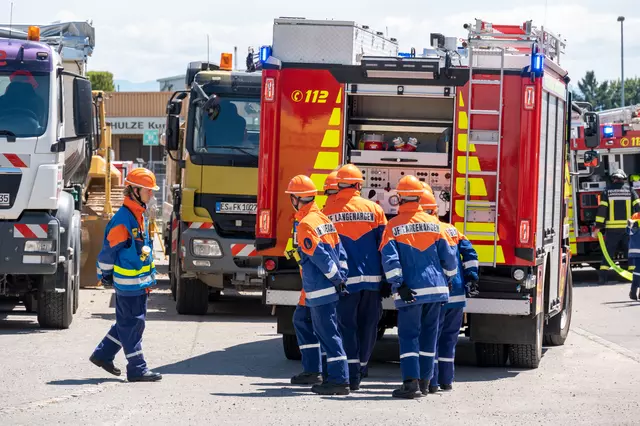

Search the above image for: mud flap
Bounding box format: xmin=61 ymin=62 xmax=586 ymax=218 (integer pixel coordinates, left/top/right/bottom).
xmin=597 ymin=232 xmax=632 ymax=281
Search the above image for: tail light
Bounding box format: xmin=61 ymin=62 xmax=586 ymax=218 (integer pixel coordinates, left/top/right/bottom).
xmin=264 ymin=259 xmax=277 ymax=271
xmin=258 ymin=209 xmax=271 ymax=235
xmin=519 ymin=219 xmax=530 ymax=244
xmin=264 ymin=77 xmax=275 ymax=102
xmin=580 ymin=226 xmax=589 ymax=235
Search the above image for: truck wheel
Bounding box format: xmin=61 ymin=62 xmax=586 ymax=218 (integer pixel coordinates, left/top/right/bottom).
xmin=37 ymin=268 xmax=73 ymax=329
xmin=475 ymin=343 xmax=508 ymax=367
xmin=544 ymin=270 xmax=573 ymax=346
xmin=509 ymin=313 xmax=543 ymax=368
xmin=283 ymin=334 xmax=302 ymax=360
xmin=176 ymin=276 xmax=209 ymax=315
xmin=72 ymin=214 xmax=81 ymax=314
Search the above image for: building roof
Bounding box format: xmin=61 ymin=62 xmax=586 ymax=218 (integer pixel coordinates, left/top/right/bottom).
xmin=104 ymin=91 xmax=185 ymax=117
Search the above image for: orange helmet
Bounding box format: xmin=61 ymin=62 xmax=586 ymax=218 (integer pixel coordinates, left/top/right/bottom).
xmin=124 ymin=168 xmax=159 ymax=191
xmin=420 ymin=190 xmax=437 ymax=211
xmin=285 ymin=175 xmax=318 ymax=197
xmin=336 ymin=164 xmax=364 ymax=186
xmin=324 ymin=171 xmax=339 ymax=193
xmin=421 ymin=181 xmax=434 ymax=195
xmin=396 ymin=175 xmax=424 ymax=197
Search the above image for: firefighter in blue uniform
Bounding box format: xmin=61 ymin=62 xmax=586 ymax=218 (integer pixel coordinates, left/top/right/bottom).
xmin=322 ymin=164 xmax=388 ymax=390
xmin=90 ymin=168 xmax=162 ymax=382
xmin=286 ymin=174 xmax=351 ymax=395
xmin=379 ymin=175 xmax=458 ymax=398
xmin=420 ymin=189 xmax=479 ymax=393
xmin=627 ymin=212 xmax=640 ymax=300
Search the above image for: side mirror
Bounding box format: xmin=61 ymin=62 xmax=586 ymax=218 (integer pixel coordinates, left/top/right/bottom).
xmin=204 ymin=95 xmax=220 ymax=120
xmin=73 ymin=77 xmax=93 ymax=137
xmin=165 ymin=115 xmax=180 ymax=152
xmin=584 ymin=111 xmax=600 ymax=148
xmin=583 ymin=150 xmax=600 ymax=168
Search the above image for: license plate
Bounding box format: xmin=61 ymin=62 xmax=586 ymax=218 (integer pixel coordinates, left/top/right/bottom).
xmin=216 ymin=202 xmax=257 ymax=214
xmin=0 ymin=193 xmax=9 ymax=206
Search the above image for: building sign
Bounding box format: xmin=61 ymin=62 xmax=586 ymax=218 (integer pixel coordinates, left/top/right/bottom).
xmin=107 ymin=117 xmax=166 ymax=135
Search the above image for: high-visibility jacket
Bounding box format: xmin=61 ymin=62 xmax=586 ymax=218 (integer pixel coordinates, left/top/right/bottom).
xmin=96 ymin=197 xmax=156 ymax=296
xmin=596 ymin=182 xmax=640 ymax=229
xmin=295 ymin=202 xmax=348 ymax=307
xmin=440 ymin=223 xmax=478 ymax=309
xmin=627 ymin=212 xmax=640 ymax=258
xmin=379 ymin=202 xmax=458 ymax=309
xmin=322 ymin=188 xmax=388 ymax=293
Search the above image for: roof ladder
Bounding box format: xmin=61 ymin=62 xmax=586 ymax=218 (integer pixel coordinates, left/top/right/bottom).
xmin=462 ymin=46 xmax=505 ymax=267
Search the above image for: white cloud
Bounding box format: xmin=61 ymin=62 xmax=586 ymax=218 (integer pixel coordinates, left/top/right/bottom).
xmin=1 ymin=0 xmax=638 ymax=84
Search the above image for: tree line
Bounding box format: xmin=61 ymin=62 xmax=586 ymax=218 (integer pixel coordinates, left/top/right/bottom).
xmin=572 ymin=71 xmax=640 ymax=111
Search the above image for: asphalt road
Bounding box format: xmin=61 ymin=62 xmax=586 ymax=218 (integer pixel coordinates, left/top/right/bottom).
xmin=1 ymin=270 xmax=639 ymax=425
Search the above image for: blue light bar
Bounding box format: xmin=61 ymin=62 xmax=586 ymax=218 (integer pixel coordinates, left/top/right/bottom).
xmin=603 ymin=124 xmax=614 ymax=138
xmin=532 ymin=53 xmax=544 ymax=73
xmin=260 ymin=45 xmax=272 ymax=63
xmin=398 ymin=52 xmax=412 ymax=58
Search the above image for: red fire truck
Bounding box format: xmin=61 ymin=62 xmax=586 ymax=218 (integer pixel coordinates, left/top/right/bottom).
xmin=567 ymin=104 xmax=640 ymax=266
xmin=256 ymin=17 xmax=575 ymax=368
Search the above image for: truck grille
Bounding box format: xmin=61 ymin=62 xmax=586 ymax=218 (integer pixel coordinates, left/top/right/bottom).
xmin=0 ymin=172 xmax=22 ymax=209
xmin=194 ymin=194 xmax=256 ymax=239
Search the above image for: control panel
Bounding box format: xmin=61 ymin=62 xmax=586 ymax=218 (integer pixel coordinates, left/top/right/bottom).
xmin=358 ymin=165 xmax=451 ymax=215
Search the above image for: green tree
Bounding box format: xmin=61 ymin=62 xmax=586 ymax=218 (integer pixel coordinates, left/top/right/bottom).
xmin=87 ymin=71 xmax=115 ymax=92
xmin=572 ymin=71 xmax=614 ymax=111
xmin=608 ymin=77 xmax=640 ymax=108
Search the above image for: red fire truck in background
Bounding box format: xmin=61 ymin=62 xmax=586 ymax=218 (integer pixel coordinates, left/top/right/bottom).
xmin=256 ymin=17 xmax=578 ymax=368
xmin=567 ymin=104 xmax=640 ymax=266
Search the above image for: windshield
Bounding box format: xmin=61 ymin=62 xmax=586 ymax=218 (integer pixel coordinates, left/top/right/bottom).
xmin=0 ymin=70 xmax=50 ymax=138
xmin=193 ymin=97 xmax=260 ymax=156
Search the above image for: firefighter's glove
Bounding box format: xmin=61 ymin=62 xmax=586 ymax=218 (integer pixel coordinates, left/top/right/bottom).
xmin=397 ymin=284 xmax=417 ymax=303
xmin=101 ymin=273 xmax=113 ymax=288
xmin=465 ymin=279 xmax=479 ymax=298
xmin=336 ymin=282 xmax=349 ymax=296
xmin=380 ymin=282 xmax=393 ymax=299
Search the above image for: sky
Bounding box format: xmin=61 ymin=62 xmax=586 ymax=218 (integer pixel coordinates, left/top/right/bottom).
xmin=0 ymin=0 xmax=638 ymax=90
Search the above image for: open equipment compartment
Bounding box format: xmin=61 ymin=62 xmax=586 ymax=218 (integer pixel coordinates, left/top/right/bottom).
xmin=344 ymin=82 xmax=455 ymax=220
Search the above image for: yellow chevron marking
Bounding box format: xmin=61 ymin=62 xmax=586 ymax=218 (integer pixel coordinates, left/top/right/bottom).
xmin=335 ymin=88 xmax=342 ymax=104
xmin=457 ymin=134 xmax=476 ymax=153
xmin=321 ymin=129 xmax=341 ymax=148
xmin=458 ymin=111 xmax=468 ymax=130
xmin=456 ymin=177 xmax=487 ymax=196
xmin=309 ymin=173 xmax=329 ymax=191
xmin=329 ymin=108 xmax=342 ymax=126
xmin=456 ymin=156 xmax=481 ymax=174
xmin=314 ymin=152 xmax=340 ymax=170
xmin=475 ymin=245 xmax=505 ymax=264
xmin=459 ymin=91 xmax=464 ymax=107
xmin=315 ymin=195 xmax=328 ymax=209
xmin=455 ymin=222 xmax=500 ymax=241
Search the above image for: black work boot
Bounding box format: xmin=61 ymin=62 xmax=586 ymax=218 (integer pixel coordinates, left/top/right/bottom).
xmin=418 ymin=379 xmax=435 ymax=395
xmin=128 ymin=370 xmax=162 ymax=382
xmin=598 ymin=270 xmax=608 ymax=286
xmin=311 ymin=382 xmax=350 ymax=395
xmin=90 ymin=354 xmax=121 ymax=377
xmin=392 ymin=379 xmax=423 ymax=399
xmin=440 ymin=383 xmax=453 ymax=391
xmin=630 ymin=287 xmax=639 ymax=301
xmin=291 ymin=372 xmax=323 ymax=385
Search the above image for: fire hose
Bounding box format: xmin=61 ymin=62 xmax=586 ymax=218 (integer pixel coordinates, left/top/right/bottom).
xmin=597 ymin=231 xmax=632 ymax=281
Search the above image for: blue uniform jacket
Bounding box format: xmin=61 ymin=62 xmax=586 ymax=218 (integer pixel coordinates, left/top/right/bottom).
xmin=322 ymin=188 xmax=388 ymax=293
xmin=96 ymin=197 xmax=156 ymax=296
xmin=296 ymin=202 xmax=349 ymax=307
xmin=379 ymin=202 xmax=458 ymax=308
xmin=441 ymin=223 xmax=479 ymax=309
xmin=627 ymin=214 xmax=640 ymax=258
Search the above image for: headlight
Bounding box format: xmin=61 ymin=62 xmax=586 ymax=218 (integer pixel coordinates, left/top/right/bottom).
xmin=192 ymin=239 xmax=222 ymax=257
xmin=24 ymin=240 xmax=53 ymax=252
xmin=513 ymin=269 xmax=525 ymax=281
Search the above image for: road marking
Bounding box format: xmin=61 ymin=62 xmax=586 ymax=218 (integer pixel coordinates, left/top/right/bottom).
xmin=0 ymin=381 xmax=122 ymax=416
xmin=572 ymin=327 xmax=640 ymax=364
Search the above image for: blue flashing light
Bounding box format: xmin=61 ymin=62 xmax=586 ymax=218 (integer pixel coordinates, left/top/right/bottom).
xmin=260 ymin=45 xmax=272 ymax=63
xmin=532 ymin=53 xmax=544 ymax=74
xmin=398 ymin=52 xmax=412 ymax=58
xmin=603 ymin=124 xmax=614 ymax=138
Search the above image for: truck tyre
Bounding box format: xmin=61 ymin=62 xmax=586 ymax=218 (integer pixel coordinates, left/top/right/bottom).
xmin=509 ymin=313 xmax=543 ymax=368
xmin=475 ymin=343 xmax=508 ymax=367
xmin=176 ymin=276 xmax=209 ymax=315
xmin=37 ymin=268 xmax=73 ymax=329
xmin=544 ymin=270 xmax=573 ymax=346
xmin=283 ymin=334 xmax=302 ymax=360
xmin=169 ymin=253 xmax=177 ymax=301
xmin=72 ymin=213 xmax=81 ymax=314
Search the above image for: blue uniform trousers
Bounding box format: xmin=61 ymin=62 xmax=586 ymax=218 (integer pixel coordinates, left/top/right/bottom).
xmin=431 ymin=307 xmax=464 ymax=386
xmin=336 ymin=290 xmax=381 ymax=382
xmin=293 ymin=305 xmax=323 ymax=374
xmin=309 ymin=301 xmax=349 ymax=385
xmin=397 ymin=302 xmax=441 ymax=381
xmin=92 ymin=293 xmax=148 ymax=378
xmin=631 ymin=258 xmax=640 ymax=293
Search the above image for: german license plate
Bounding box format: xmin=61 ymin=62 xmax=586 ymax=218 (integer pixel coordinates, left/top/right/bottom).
xmin=216 ymin=202 xmax=257 ymax=214
xmin=0 ymin=193 xmax=9 ymax=206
